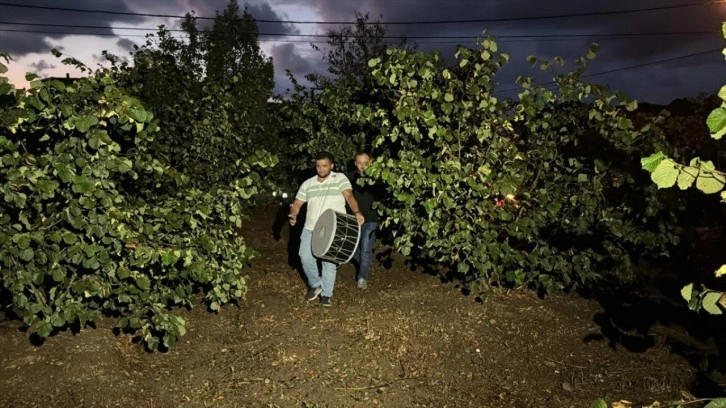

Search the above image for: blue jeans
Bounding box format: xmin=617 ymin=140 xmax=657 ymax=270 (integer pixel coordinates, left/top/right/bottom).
xmin=299 ymin=228 xmax=337 ymax=297
xmin=353 ymin=222 xmax=378 ymax=280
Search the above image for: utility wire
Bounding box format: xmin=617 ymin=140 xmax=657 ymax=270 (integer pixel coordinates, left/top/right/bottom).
xmin=2 ymin=27 xmax=718 ymax=44
xmin=0 ymin=1 xmax=722 ymax=25
xmin=493 ymin=48 xmax=723 ymax=95
xmin=0 ymin=21 xmax=719 ymax=40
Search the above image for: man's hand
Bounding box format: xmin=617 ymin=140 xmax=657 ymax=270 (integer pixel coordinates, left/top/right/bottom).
xmin=354 ymin=212 xmax=364 ymax=225
xmin=288 ymin=214 xmax=297 ymax=226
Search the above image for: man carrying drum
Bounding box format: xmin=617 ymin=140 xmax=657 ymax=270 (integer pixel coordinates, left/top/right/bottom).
xmin=288 ymin=151 xmax=365 ymax=307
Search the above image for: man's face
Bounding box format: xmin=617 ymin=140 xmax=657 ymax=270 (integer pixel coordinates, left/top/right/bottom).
xmin=315 ymin=158 xmax=333 ymax=178
xmin=355 ymin=154 xmax=370 ymax=173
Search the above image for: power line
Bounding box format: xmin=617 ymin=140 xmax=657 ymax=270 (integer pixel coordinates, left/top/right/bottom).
xmin=0 ymin=21 xmax=719 ymax=40
xmin=3 ymin=27 xmax=719 ymax=45
xmin=0 ymin=1 xmax=722 ymax=25
xmin=493 ymin=48 xmax=723 ymax=95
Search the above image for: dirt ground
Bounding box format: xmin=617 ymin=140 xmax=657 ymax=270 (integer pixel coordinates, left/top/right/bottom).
xmin=1 ymin=205 xmax=725 ymax=408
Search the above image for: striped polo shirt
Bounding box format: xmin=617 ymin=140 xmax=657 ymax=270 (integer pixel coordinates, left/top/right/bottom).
xmin=296 ymin=171 xmax=352 ymax=230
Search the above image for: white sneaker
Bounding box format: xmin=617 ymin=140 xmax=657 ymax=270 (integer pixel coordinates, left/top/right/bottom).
xmin=357 ymin=279 xmax=368 ymax=290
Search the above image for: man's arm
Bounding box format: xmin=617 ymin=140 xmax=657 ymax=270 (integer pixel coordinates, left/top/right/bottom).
xmin=342 ymin=189 xmax=365 ymax=225
xmin=288 ymin=198 xmax=305 ymax=226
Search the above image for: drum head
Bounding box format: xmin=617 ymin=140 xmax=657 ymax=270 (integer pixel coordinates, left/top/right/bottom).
xmin=311 ymin=209 xmax=336 ymax=258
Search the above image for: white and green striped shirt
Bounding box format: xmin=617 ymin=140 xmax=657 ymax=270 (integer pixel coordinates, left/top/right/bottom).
xmin=296 ymin=171 xmax=352 ymax=230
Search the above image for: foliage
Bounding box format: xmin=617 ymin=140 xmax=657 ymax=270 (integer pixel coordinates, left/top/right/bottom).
xmin=641 ymin=22 xmax=726 ymax=315
xmin=284 ymin=33 xmax=680 ymax=295
xmin=282 ymin=12 xmax=413 ymax=172
xmin=307 ymin=11 xmax=409 ymax=90
xmin=0 ymin=4 xmax=277 ymax=349
xmin=108 ymin=0 xmax=277 ymax=192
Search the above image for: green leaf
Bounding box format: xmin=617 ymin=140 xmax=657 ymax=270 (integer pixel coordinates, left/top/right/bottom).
xmin=444 ymin=93 xmax=454 ymax=102
xmin=50 ymin=313 xmax=66 ymax=327
xmin=706 ymin=107 xmax=726 ymax=139
xmin=14 ymin=234 xmax=31 ymax=249
xmin=717 ymin=85 xmax=726 ymax=102
xmin=117 ymin=266 xmax=130 ymax=280
xmin=49 ymin=231 xmax=62 ymax=244
xmin=650 ymin=159 xmax=679 ymax=189
xmin=677 ymin=168 xmax=696 ymax=190
xmin=136 ymin=275 xmax=151 ymax=290
xmin=62 ymin=233 xmax=78 ymax=245
xmin=145 ymin=335 xmax=159 ymax=351
xmin=160 ymin=251 xmax=178 ymax=266
xmin=641 ymin=151 xmax=665 ymax=172
xmin=163 ymin=333 xmax=177 ymax=348
xmin=35 ymin=179 xmax=59 ymax=194
xmin=617 ymin=117 xmax=633 ymax=130
xmin=52 ymin=267 xmax=65 ymax=282
xmin=681 ymin=283 xmax=693 ymax=301
xmin=55 ymin=163 xmax=74 ymax=183
xmin=128 ymin=107 xmax=147 ymax=123
xmin=71 ymin=175 xmax=92 ymax=195
xmin=705 ymin=397 xmax=726 ymax=408
xmin=588 ymin=399 xmax=607 ymax=408
xmin=117 ymin=158 xmax=133 ymax=173
xmin=19 ymin=248 xmax=34 ymax=262
xmin=483 ymin=39 xmax=497 ymax=52
xmin=696 ymin=172 xmax=726 ymax=194
xmin=716 ymin=265 xmax=726 ymax=278
xmin=702 ymin=291 xmax=723 ymax=315
xmin=88 ymin=134 xmax=101 ymax=150
xmin=74 ymin=116 xmax=92 ymax=133
xmin=35 ymin=321 xmax=53 ymax=338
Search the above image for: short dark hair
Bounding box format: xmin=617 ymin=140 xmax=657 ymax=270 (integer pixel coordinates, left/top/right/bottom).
xmin=354 ymin=150 xmax=372 ymax=159
xmin=315 ymin=151 xmax=335 ymax=163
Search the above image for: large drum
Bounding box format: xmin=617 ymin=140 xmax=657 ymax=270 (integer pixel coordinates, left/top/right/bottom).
xmin=311 ymin=209 xmax=361 ymax=264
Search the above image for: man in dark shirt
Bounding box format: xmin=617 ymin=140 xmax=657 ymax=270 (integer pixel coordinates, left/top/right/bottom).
xmin=348 ymin=151 xmax=380 ymax=289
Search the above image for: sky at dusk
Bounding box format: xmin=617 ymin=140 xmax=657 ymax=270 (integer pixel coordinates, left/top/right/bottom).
xmin=1 ymin=0 xmax=725 ymax=105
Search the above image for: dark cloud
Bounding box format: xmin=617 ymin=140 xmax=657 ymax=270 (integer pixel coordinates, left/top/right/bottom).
xmin=274 ymin=73 xmax=295 ymax=96
xmin=3 ymin=0 xmax=723 ymax=103
xmin=270 ymin=43 xmax=314 ymax=74
xmin=0 ymin=0 xmax=147 ymax=57
xmin=0 ymin=33 xmax=54 ymax=57
xmin=306 ymin=0 xmax=726 ymax=103
xmin=28 ymin=59 xmax=55 ymax=73
xmin=158 ymin=0 xmax=298 ymax=35
xmin=116 ymin=38 xmax=137 ymax=53
xmin=247 ymin=2 xmax=298 ymax=36
xmin=309 ymin=0 xmax=724 ymax=60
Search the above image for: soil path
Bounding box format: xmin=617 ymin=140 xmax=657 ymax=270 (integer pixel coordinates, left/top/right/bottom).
xmin=0 ymin=206 xmax=719 ymax=407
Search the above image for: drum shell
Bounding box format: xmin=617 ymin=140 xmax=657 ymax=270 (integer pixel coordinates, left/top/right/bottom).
xmin=311 ymin=209 xmax=361 ymax=264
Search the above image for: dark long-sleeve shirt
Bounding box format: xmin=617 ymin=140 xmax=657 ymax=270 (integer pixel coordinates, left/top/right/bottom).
xmin=347 ymin=170 xmax=380 ymax=223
